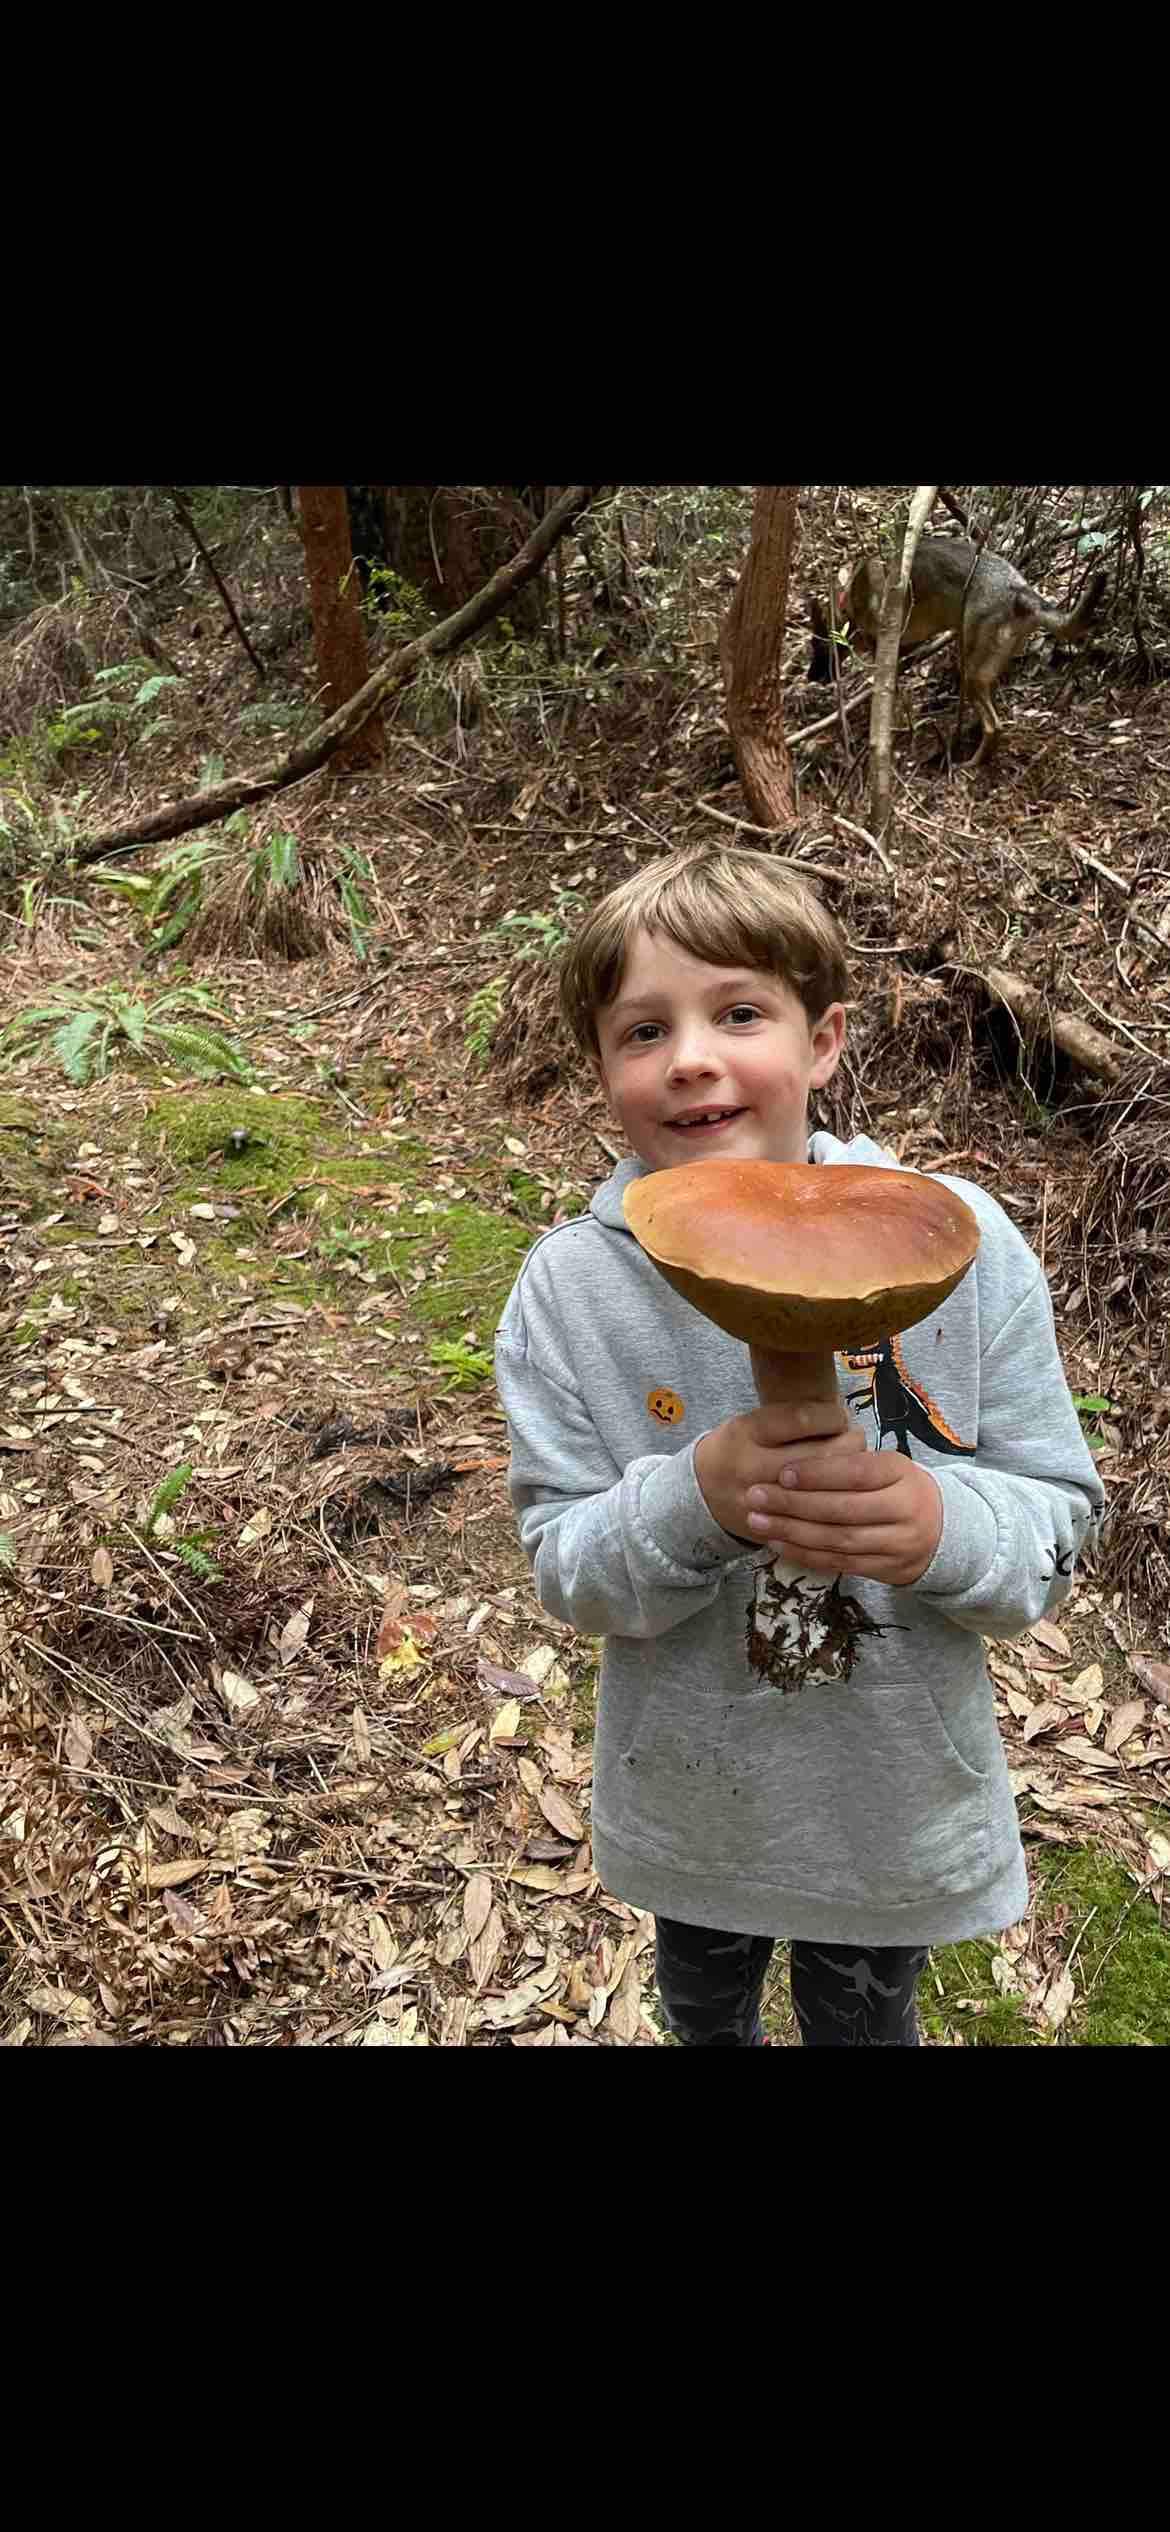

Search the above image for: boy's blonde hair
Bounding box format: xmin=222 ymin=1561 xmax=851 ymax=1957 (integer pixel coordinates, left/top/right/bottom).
xmin=560 ymin=843 xmax=849 ymax=1059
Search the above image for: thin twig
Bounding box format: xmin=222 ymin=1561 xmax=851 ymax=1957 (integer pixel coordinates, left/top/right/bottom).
xmin=169 ymin=487 xmax=265 ymax=680
xmin=831 ymin=813 xmax=894 ymax=878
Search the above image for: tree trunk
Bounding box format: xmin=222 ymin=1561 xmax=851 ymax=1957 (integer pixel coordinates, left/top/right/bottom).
xmin=295 ymin=485 xmax=384 ymax=774
xmin=721 ymin=485 xmax=800 ymax=831
xmin=381 ymin=486 xmax=545 ymax=633
xmin=868 ymin=484 xmax=938 ymax=841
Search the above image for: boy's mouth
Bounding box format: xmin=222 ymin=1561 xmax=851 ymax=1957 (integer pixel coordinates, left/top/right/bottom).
xmin=664 ymin=1106 xmax=747 ymax=1135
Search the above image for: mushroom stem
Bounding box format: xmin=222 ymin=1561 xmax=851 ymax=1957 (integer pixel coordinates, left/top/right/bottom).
xmin=749 ymin=1345 xmax=839 ymax=1407
xmin=746 ymin=1341 xmax=862 ymax=1692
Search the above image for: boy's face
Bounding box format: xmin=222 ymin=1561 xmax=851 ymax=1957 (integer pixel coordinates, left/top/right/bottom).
xmin=596 ymin=929 xmax=845 ymax=1174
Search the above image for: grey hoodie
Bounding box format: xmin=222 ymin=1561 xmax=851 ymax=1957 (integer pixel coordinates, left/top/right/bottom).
xmin=494 ymin=1133 xmax=1105 ymax=1946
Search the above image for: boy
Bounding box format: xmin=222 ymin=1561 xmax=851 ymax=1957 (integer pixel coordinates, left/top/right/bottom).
xmin=494 ymin=846 xmax=1104 ymax=2046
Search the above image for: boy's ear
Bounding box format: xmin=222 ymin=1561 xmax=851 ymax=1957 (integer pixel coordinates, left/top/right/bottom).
xmin=809 ymin=1002 xmax=846 ymax=1088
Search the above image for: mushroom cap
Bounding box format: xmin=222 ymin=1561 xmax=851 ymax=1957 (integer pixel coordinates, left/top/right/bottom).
xmin=622 ymin=1160 xmax=980 ymax=1352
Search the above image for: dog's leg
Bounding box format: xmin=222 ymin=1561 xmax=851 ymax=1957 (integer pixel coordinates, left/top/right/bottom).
xmin=966 ymin=663 xmax=1000 ymax=768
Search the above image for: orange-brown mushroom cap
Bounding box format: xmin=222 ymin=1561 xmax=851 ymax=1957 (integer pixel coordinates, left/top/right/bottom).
xmin=622 ymin=1160 xmax=980 ymax=1352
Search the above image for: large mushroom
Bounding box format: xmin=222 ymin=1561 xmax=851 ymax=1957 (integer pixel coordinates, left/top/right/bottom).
xmin=623 ymin=1159 xmax=980 ymax=1691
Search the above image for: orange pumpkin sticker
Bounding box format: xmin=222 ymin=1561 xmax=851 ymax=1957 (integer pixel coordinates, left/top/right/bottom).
xmin=647 ymin=1386 xmax=685 ymax=1425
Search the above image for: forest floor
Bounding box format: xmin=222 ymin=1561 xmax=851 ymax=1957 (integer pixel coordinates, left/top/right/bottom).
xmin=2 ymin=488 xmax=1169 ymax=2045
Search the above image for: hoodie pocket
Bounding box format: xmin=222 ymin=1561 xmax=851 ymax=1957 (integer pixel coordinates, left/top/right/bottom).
xmin=612 ymin=1676 xmax=991 ymax=1907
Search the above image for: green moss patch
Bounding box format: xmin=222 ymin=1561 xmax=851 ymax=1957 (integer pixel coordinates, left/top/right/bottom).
xmin=920 ymin=1942 xmax=1033 ymax=2046
xmin=1033 ymin=1845 xmax=1170 ymax=2047
xmin=145 ymin=1089 xmax=335 ymax=1192
xmin=405 ymin=1202 xmax=531 ymax=1343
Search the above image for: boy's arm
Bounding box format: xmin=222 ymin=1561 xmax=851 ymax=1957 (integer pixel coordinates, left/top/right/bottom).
xmin=495 ymin=1301 xmax=752 ymax=1641
xmin=910 ymin=1271 xmax=1104 ymax=1637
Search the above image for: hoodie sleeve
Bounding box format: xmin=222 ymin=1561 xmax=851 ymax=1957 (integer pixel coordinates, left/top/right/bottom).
xmin=495 ymin=1280 xmax=753 ymax=1640
xmin=912 ymin=1268 xmax=1105 ymax=1638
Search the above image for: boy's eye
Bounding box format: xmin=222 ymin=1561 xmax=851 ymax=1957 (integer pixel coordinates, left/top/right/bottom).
xmin=723 ymin=1004 xmax=762 ymax=1025
xmin=628 ymin=1021 xmax=665 ymax=1044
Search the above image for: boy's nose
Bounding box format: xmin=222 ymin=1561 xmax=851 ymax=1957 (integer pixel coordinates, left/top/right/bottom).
xmin=667 ymin=1033 xmax=720 ymax=1081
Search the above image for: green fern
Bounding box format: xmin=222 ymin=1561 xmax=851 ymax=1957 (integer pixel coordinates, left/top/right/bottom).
xmin=176 ymin=1533 xmax=224 ymax=1583
xmin=465 ymin=976 xmax=507 ymax=1063
xmin=0 ymin=983 xmax=253 ymax=1085
xmin=255 ymin=831 xmax=300 ymax=891
xmin=153 ymin=1022 xmax=253 ymax=1080
xmin=430 ymin=1336 xmax=493 ymax=1389
xmin=339 ymin=845 xmax=375 ymax=959
xmin=145 ymin=1462 xmax=193 ymax=1536
xmin=493 ymin=887 xmax=585 ymax=964
xmin=95 ymin=835 xmax=230 ymax=952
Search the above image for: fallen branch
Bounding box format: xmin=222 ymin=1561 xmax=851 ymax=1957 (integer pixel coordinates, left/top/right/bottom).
xmin=70 ymin=485 xmax=603 ymax=868
xmin=1069 ymin=843 xmax=1168 ymax=957
xmin=966 ymin=963 xmax=1125 ymax=1085
xmin=789 ymin=634 xmax=951 ymax=754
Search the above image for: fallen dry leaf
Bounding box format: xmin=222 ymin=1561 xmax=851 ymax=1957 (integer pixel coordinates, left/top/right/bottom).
xmin=27 ymin=1983 xmax=91 ymax=2023
xmin=1029 ymin=1618 xmax=1071 ymax=1659
xmin=477 ymin=1957 xmax=561 ymax=2027
xmin=277 ymin=1604 xmax=312 ymax=1665
xmin=517 ymin=1756 xmax=544 ymax=1802
xmin=477 ymin=1657 xmax=544 ymax=1703
xmin=539 ymin=1723 xmax=577 ymax=1781
xmin=147 ymin=1803 xmax=190 ymax=1839
xmin=1128 ymin=1653 xmax=1170 ymax=1700
xmin=469 ymin=1903 xmax=506 ymax=1991
xmin=1022 ymin=1701 xmax=1065 ymax=1743
xmin=1146 ymin=1830 xmax=1170 ymax=1875
xmin=1030 ymin=1783 xmax=1123 ymax=1812
xmin=90 ymin=1544 xmax=114 ymax=1589
xmin=1104 ymin=1697 xmax=1146 ymax=1756
xmin=420 ymin=1722 xmax=467 ymax=1757
xmin=1065 ymin=1662 xmax=1103 ymax=1704
xmin=369 ymin=1916 xmax=398 ymax=1973
xmin=142 ymin=1856 xmax=206 ymax=1889
xmin=1042 ymin=1967 xmax=1076 ymax=2031
xmin=237 ymin=1507 xmax=273 ymax=1550
xmin=1053 ymin=1736 xmax=1117 ymax=1771
xmin=463 ymin=1872 xmax=493 ymax=1944
xmin=607 ymin=1957 xmax=644 ymax=2043
xmin=509 ymin=1865 xmax=593 ymax=1895
xmin=220 ymin=1669 xmax=260 ymax=1718
xmin=64 ymin=1713 xmax=93 ymax=1770
xmin=538 ymin=1783 xmax=585 ymax=1842
xmin=516 ymin=1643 xmax=570 ymax=1698
xmin=489 ymin=1697 xmax=523 ymax=1745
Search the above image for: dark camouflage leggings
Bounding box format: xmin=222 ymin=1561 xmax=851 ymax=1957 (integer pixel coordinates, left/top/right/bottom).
xmin=655 ymin=1916 xmax=929 ymax=2047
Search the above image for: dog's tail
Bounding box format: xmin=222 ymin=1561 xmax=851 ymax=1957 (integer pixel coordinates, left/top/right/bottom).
xmin=1023 ymin=568 xmax=1108 ymax=646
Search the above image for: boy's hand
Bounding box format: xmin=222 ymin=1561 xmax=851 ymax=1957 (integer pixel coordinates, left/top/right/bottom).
xmin=694 ymin=1401 xmax=863 ymax=1544
xmin=742 ymin=1437 xmax=944 ymax=1587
